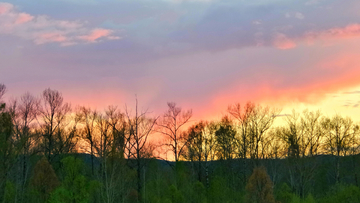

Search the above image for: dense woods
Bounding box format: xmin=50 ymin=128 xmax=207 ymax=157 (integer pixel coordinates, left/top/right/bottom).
xmin=1 ymin=83 xmax=360 ymax=203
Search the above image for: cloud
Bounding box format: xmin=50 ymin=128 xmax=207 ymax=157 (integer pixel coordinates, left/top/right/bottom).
xmin=0 ymin=2 xmax=119 ymax=46
xmin=79 ymin=28 xmax=120 ymax=43
xmin=295 ymin=12 xmax=305 ymax=19
xmin=3 ymin=0 xmax=360 ymax=121
xmin=306 ymin=24 xmax=360 ymax=42
xmin=14 ymin=13 xmax=34 ymax=24
xmin=285 ymin=12 xmax=305 ymax=19
xmin=273 ymin=33 xmax=297 ymax=49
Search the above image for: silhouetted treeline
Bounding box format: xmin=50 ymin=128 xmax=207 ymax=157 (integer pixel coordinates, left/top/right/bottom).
xmin=1 ymin=84 xmax=360 ymax=203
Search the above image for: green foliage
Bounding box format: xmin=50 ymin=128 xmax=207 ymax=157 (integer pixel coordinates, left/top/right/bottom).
xmin=319 ymin=184 xmax=360 ymax=203
xmin=3 ymin=181 xmax=15 ymax=203
xmin=276 ymin=183 xmax=294 ymax=203
xmin=191 ymin=181 xmax=207 ymax=203
xmin=208 ymin=176 xmax=232 ymax=203
xmin=304 ymin=194 xmax=316 ymax=203
xmin=4 ymin=86 xmax=360 ymax=203
xmin=0 ymin=102 xmax=14 ymax=202
xmin=166 ymin=184 xmax=184 ymax=203
xmin=49 ymin=156 xmax=99 ymax=203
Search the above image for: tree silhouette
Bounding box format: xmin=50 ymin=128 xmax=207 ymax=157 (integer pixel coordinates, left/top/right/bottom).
xmin=157 ymin=102 xmax=192 ymax=162
xmin=7 ymin=92 xmax=40 ymax=202
xmin=215 ymin=116 xmax=236 ymax=160
xmin=38 ymin=88 xmax=78 ymax=163
xmin=124 ymin=98 xmax=157 ymax=198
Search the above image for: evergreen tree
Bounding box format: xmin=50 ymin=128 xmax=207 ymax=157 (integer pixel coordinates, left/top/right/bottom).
xmin=246 ymin=166 xmax=275 ymax=203
xmin=30 ymin=157 xmax=59 ymax=203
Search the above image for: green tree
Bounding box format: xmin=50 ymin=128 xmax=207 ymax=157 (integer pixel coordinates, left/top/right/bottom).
xmin=49 ymin=156 xmax=98 ymax=203
xmin=0 ymin=84 xmax=16 ymax=202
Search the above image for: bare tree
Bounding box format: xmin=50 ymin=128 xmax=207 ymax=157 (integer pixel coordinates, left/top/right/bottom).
xmin=92 ymin=106 xmax=129 ymax=203
xmin=278 ymin=110 xmax=324 ymax=197
xmin=186 ymin=121 xmax=217 ymax=188
xmin=300 ymin=110 xmax=323 ymax=157
xmin=77 ymin=106 xmax=98 ymax=176
xmin=38 ymin=88 xmax=77 ymax=163
xmin=157 ymin=102 xmax=192 ymax=162
xmin=0 ymin=84 xmax=5 ymax=102
xmin=215 ymin=116 xmax=237 ymax=160
xmin=124 ymin=98 xmax=158 ymax=198
xmin=228 ymin=102 xmax=255 ymax=160
xmin=228 ymin=102 xmax=279 ymax=184
xmin=322 ymin=114 xmax=359 ymax=183
xmin=7 ymin=93 xmax=39 ymax=202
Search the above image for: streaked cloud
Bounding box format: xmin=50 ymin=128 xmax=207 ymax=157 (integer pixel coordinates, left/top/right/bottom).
xmin=306 ymin=24 xmax=360 ymax=42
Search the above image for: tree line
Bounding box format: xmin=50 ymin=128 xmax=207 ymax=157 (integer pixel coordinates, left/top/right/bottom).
xmin=1 ymin=83 xmax=360 ymax=203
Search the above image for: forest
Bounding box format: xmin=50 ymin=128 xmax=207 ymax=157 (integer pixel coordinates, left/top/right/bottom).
xmin=1 ymin=83 xmax=360 ymax=203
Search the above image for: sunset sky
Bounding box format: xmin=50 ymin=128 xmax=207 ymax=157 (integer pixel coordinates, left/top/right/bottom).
xmin=1 ymin=0 xmax=360 ymax=121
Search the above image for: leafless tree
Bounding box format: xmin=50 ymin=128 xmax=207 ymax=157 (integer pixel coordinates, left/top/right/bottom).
xmin=80 ymin=106 xmax=129 ymax=203
xmin=0 ymin=84 xmax=5 ymax=102
xmin=38 ymin=88 xmax=77 ymax=163
xmin=7 ymin=93 xmax=39 ymax=202
xmin=278 ymin=110 xmax=325 ymax=197
xmin=186 ymin=120 xmax=218 ymax=188
xmin=300 ymin=110 xmax=323 ymax=157
xmin=124 ymin=98 xmax=158 ymax=197
xmin=322 ymin=114 xmax=359 ymax=183
xmin=157 ymin=102 xmax=192 ymax=163
xmin=228 ymin=102 xmax=279 ymax=185
xmin=77 ymin=106 xmax=98 ymax=175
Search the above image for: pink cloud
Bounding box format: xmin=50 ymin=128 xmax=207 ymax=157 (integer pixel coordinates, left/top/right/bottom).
xmin=79 ymin=28 xmax=120 ymax=42
xmin=273 ymin=33 xmax=297 ymax=49
xmin=35 ymin=32 xmax=67 ymax=44
xmin=0 ymin=2 xmax=120 ymax=46
xmin=15 ymin=13 xmax=33 ymax=24
xmin=79 ymin=28 xmax=111 ymax=42
xmin=0 ymin=3 xmax=13 ymax=15
xmin=306 ymin=23 xmax=360 ymax=41
xmin=271 ymin=24 xmax=360 ymax=50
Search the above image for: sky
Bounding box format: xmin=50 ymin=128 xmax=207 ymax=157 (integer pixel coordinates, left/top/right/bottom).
xmin=1 ymin=0 xmax=360 ymax=121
